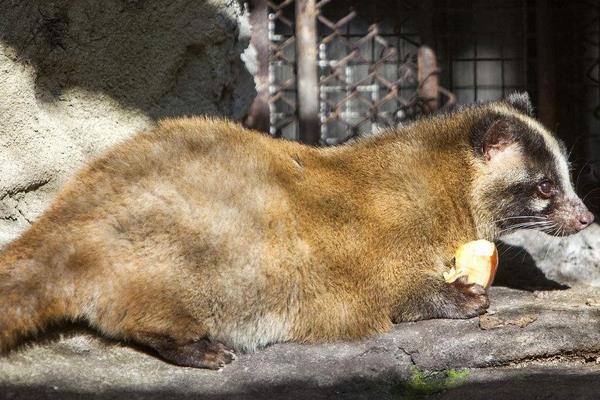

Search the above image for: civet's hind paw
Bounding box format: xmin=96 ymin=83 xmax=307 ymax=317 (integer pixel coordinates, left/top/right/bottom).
xmin=155 ymin=338 xmax=235 ymax=369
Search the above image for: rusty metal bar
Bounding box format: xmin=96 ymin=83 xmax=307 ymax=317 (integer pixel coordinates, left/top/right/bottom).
xmin=245 ymin=0 xmax=270 ymax=133
xmin=417 ymin=46 xmax=439 ymax=113
xmin=295 ymin=0 xmax=320 ymax=144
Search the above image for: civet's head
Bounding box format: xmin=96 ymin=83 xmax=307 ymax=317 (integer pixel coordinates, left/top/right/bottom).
xmin=470 ymin=92 xmax=594 ymax=236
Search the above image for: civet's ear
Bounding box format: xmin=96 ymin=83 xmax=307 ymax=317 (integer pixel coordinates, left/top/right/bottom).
xmin=505 ymin=92 xmax=534 ymax=116
xmin=472 ymin=117 xmax=518 ymax=162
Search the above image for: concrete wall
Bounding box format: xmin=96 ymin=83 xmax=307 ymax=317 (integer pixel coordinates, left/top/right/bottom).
xmin=0 ymin=0 xmax=255 ymax=245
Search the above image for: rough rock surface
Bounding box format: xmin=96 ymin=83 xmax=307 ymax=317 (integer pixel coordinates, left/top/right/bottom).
xmin=497 ymin=223 xmax=600 ymax=287
xmin=0 ymin=0 xmax=254 ymax=245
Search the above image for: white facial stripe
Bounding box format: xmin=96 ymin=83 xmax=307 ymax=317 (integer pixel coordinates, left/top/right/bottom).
xmin=530 ymin=197 xmax=550 ymax=212
xmin=490 ymin=104 xmax=576 ymax=197
xmin=486 ymin=142 xmax=527 ymax=184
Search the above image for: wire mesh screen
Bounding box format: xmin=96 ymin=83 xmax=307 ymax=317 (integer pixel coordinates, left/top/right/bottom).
xmin=268 ymin=0 xmax=296 ymax=139
xmin=316 ymin=6 xmax=422 ymax=144
xmin=431 ymin=0 xmax=534 ymax=104
xmin=267 ymin=0 xmax=447 ymax=144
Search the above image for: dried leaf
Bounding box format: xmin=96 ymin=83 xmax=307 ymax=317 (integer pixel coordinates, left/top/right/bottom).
xmin=479 ymin=314 xmax=537 ymax=330
xmin=508 ymin=315 xmax=537 ymax=328
xmin=479 ymin=314 xmax=505 ymax=330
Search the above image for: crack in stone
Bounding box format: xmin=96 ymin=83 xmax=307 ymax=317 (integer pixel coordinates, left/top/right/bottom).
xmin=15 ymin=206 xmax=32 ymax=225
xmin=486 ymin=350 xmax=600 ymax=369
xmin=4 ymin=178 xmax=50 ymax=198
xmin=426 ymin=350 xmax=600 ymax=372
xmin=397 ymin=345 xmax=417 ymax=368
xmin=395 ymin=346 xmax=600 ymax=372
xmin=352 ymin=346 xmax=388 ymax=359
xmin=1 ymin=178 xmax=50 ymax=226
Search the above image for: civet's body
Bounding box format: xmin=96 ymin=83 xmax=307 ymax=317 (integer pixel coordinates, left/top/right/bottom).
xmin=0 ymin=94 xmax=593 ymax=368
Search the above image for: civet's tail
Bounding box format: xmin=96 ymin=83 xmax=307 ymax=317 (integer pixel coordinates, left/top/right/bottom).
xmin=0 ymin=237 xmax=74 ymax=352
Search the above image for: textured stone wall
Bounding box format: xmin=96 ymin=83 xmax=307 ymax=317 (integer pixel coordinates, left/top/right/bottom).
xmin=0 ymin=0 xmax=254 ymax=245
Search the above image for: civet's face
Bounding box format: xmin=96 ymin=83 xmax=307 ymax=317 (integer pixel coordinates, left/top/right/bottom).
xmin=473 ymin=93 xmax=594 ymax=236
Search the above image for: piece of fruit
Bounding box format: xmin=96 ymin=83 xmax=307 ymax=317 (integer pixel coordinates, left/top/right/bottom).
xmin=443 ymin=239 xmax=499 ymax=288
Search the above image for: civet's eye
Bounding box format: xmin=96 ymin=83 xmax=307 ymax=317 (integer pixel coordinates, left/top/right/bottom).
xmin=537 ymin=180 xmax=554 ymax=198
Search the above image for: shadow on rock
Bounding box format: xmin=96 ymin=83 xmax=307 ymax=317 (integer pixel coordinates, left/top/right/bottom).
xmin=2 ymin=369 xmax=600 ymax=400
xmin=0 ymin=0 xmax=254 ymax=120
xmin=0 ymin=378 xmax=398 ymax=400
xmin=429 ymin=370 xmax=600 ymax=400
xmin=492 ymin=241 xmax=569 ymax=291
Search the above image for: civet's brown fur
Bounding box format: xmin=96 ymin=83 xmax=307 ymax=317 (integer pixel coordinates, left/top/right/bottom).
xmin=1 ymin=101 xmax=544 ymax=368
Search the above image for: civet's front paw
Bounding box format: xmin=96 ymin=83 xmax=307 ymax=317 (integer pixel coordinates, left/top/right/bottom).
xmin=438 ymin=277 xmax=490 ymax=319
